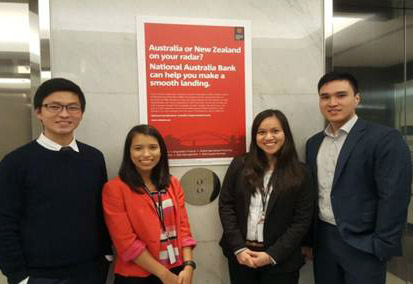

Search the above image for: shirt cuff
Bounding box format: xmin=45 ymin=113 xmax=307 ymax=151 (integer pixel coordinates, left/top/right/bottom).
xmin=234 ymin=247 xmax=247 ymax=256
xmin=19 ymin=277 xmax=29 ymax=284
xmin=105 ymin=255 xmax=114 ymax=262
xmin=269 ymin=255 xmax=277 ymax=265
xmin=121 ymin=239 xmax=146 ymax=262
xmin=181 ymin=236 xmax=197 ymax=248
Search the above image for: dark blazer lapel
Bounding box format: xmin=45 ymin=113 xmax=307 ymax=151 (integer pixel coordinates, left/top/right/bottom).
xmin=239 ymin=165 xmax=252 ymax=219
xmin=244 ymin=183 xmax=252 ymax=214
xmin=332 ymin=119 xmax=366 ymax=188
xmin=266 ymin=186 xmax=278 ymax=218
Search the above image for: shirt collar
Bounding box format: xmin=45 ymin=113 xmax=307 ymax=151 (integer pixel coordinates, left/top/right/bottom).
xmin=324 ymin=114 xmax=358 ymax=137
xmin=36 ymin=133 xmax=79 ymax=152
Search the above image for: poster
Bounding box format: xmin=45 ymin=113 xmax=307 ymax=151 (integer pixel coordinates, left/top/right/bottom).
xmin=137 ymin=17 xmax=252 ymax=165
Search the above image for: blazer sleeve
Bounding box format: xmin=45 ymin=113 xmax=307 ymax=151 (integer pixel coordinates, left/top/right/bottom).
xmin=219 ymin=156 xmax=247 ymax=253
xmin=102 ymin=180 xmax=147 ymax=262
xmin=303 ymin=141 xmax=317 ymax=248
xmin=170 ymin=177 xmax=196 ymax=248
xmin=0 ymin=154 xmax=28 ymax=284
xmin=266 ymin=169 xmax=315 ymax=263
xmin=373 ymin=129 xmax=412 ymax=260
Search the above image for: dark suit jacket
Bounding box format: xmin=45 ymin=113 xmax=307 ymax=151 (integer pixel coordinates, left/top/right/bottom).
xmin=306 ymin=118 xmax=412 ymax=261
xmin=219 ymin=155 xmax=314 ymax=272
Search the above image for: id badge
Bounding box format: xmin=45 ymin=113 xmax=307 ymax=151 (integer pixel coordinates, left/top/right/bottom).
xmin=167 ymin=244 xmax=176 ymax=264
xmin=257 ymin=222 xmax=264 ymax=242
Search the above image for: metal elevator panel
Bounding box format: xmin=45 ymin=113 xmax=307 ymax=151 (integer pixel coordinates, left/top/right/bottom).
xmin=0 ymin=0 xmax=50 ymax=160
xmin=327 ymin=0 xmax=413 ymax=282
xmin=0 ymin=2 xmax=32 ymax=159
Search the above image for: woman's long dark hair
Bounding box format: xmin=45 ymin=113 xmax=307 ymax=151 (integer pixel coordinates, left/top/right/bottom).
xmin=119 ymin=124 xmax=170 ymax=193
xmin=244 ymin=109 xmax=305 ymax=194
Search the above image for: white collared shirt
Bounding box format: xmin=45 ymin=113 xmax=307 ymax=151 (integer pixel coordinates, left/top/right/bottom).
xmin=36 ymin=133 xmax=79 ymax=152
xmin=317 ymin=115 xmax=358 ymax=225
xmin=246 ymin=170 xmax=273 ymax=241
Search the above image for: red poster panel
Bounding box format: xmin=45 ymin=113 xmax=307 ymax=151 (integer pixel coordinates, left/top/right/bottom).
xmin=137 ymin=17 xmax=252 ymax=165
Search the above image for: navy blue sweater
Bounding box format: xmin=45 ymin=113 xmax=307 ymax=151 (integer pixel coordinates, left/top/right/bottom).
xmin=0 ymin=141 xmax=112 ymax=284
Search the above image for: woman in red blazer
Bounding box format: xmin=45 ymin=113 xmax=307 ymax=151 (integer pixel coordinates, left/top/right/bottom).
xmin=103 ymin=125 xmax=196 ymax=284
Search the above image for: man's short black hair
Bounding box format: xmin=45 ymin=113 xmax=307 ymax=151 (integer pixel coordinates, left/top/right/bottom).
xmin=34 ymin=78 xmax=86 ymax=112
xmin=318 ymin=72 xmax=359 ymax=95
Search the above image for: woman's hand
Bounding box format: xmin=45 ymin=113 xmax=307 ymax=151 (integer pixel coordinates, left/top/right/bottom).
xmin=178 ymin=266 xmax=193 ymax=284
xmin=249 ymin=251 xmax=272 ymax=267
xmin=236 ymin=249 xmax=256 ymax=268
xmin=159 ymin=270 xmax=179 ymax=284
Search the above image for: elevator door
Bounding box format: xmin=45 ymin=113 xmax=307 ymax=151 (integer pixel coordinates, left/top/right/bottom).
xmin=330 ymin=0 xmax=413 ymax=283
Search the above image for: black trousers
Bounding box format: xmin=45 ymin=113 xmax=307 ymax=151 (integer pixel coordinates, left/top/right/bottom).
xmin=27 ymin=259 xmax=110 ymax=284
xmin=114 ymin=266 xmax=183 ymax=284
xmin=227 ymin=256 xmax=299 ymax=284
xmin=314 ymin=221 xmax=386 ymax=284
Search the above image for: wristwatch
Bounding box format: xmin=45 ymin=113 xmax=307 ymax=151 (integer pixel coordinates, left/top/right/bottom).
xmin=183 ymin=260 xmax=196 ymax=270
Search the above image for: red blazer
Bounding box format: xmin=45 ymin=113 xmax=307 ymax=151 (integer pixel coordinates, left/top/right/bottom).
xmin=102 ymin=176 xmax=196 ymax=277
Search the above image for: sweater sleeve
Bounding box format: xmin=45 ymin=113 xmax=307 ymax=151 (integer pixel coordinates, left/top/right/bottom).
xmin=171 ymin=177 xmax=196 ymax=248
xmin=96 ymin=153 xmax=113 ymax=255
xmin=102 ymin=180 xmax=146 ymax=262
xmin=0 ymin=154 xmax=28 ymax=284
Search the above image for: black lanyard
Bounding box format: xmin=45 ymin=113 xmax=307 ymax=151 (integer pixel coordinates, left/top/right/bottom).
xmin=260 ymin=174 xmax=274 ymax=214
xmin=260 ymin=185 xmax=270 ymax=213
xmin=143 ymin=186 xmax=167 ymax=233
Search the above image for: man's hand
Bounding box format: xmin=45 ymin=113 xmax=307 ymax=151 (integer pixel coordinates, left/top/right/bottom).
xmin=301 ymin=246 xmax=313 ymax=262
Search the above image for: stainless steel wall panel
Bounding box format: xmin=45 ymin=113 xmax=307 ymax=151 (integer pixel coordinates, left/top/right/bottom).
xmin=328 ymin=0 xmax=412 ymax=282
xmin=0 ymin=1 xmax=32 ymax=159
xmin=0 ymin=0 xmax=50 ymax=160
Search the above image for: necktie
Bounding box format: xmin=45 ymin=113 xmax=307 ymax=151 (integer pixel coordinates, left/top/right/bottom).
xmin=60 ymin=146 xmax=72 ymax=152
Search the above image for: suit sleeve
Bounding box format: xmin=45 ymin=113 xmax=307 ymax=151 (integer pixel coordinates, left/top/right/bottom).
xmin=0 ymin=154 xmax=28 ymax=284
xmin=266 ymin=169 xmax=315 ymax=263
xmin=218 ymin=157 xmax=247 ymax=253
xmin=301 ymin=139 xmax=318 ymax=248
xmin=373 ymin=129 xmax=412 ymax=260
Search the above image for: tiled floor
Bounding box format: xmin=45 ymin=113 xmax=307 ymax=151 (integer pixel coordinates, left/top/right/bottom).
xmin=299 ymin=263 xmax=412 ymax=284
xmin=0 ymin=271 xmax=412 ymax=284
xmin=387 ymin=272 xmax=413 ymax=284
xmin=0 ymin=264 xmax=411 ymax=284
xmin=387 ymin=228 xmax=413 ymax=283
xmin=0 ymin=273 xmax=6 ymax=284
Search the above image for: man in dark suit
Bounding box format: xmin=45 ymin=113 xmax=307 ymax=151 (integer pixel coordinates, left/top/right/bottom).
xmin=306 ymin=72 xmax=412 ymax=284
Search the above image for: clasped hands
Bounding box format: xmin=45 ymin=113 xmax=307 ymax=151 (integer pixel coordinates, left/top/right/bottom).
xmin=236 ymin=249 xmax=272 ymax=268
xmin=159 ymin=266 xmax=193 ymax=284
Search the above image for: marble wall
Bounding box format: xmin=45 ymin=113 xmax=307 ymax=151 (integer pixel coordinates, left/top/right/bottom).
xmin=49 ymin=0 xmax=324 ymax=283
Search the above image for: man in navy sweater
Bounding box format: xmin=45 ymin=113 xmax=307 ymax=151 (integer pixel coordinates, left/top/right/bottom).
xmin=0 ymin=78 xmax=112 ymax=284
